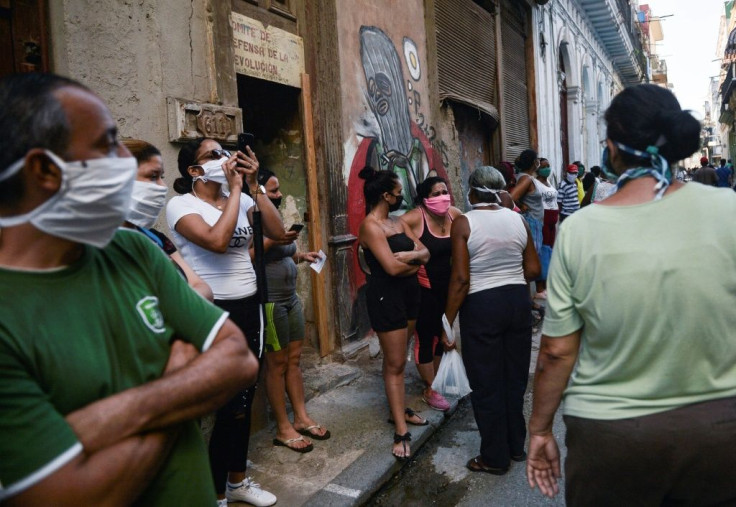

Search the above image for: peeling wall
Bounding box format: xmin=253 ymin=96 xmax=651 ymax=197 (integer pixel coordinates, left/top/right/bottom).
xmin=335 ymin=0 xmax=454 ymax=340
xmin=49 ymin=0 xmax=221 ymax=211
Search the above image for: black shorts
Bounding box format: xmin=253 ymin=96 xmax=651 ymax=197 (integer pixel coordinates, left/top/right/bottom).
xmin=366 ymin=274 xmax=421 ymax=332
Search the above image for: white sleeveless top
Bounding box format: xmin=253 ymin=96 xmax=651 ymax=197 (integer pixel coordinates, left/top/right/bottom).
xmin=465 ymin=208 xmax=528 ymax=294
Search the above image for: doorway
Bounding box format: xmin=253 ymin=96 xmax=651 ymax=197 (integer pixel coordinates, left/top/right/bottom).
xmin=0 ymin=0 xmax=50 ymax=79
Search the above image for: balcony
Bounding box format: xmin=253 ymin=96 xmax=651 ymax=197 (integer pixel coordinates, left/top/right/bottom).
xmin=651 ymin=57 xmax=668 ymax=85
xmin=579 ymin=0 xmax=647 ymax=86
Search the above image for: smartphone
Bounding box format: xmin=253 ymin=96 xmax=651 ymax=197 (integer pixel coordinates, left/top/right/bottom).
xmin=237 ymin=132 xmax=255 ymax=153
xmin=289 ymin=223 xmax=304 ymax=233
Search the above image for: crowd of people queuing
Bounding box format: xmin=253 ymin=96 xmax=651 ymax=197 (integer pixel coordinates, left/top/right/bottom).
xmin=1 ymin=71 xmax=735 ymax=507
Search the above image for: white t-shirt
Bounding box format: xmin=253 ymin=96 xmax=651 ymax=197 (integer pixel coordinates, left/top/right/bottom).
xmin=465 ymin=208 xmax=527 ymax=294
xmin=535 ymin=179 xmax=559 ymax=211
xmin=166 ymin=192 xmax=257 ymax=300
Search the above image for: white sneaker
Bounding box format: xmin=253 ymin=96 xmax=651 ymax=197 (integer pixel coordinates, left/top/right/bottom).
xmin=217 ymin=499 xmax=228 ymax=507
xmin=225 ymin=478 xmax=277 ymax=506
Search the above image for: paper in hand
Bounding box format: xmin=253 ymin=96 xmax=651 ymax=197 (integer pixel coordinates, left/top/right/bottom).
xmin=309 ymin=250 xmax=327 ymax=274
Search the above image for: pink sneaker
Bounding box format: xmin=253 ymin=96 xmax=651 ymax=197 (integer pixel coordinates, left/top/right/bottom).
xmin=423 ymin=390 xmax=450 ymax=411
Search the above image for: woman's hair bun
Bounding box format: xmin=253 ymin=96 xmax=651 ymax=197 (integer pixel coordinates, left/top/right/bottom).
xmin=658 ymin=109 xmax=701 ymax=163
xmin=359 ymin=165 xmax=378 ymax=181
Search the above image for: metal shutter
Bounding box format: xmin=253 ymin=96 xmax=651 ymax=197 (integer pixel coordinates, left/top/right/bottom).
xmin=435 ymin=0 xmax=499 ymax=120
xmin=501 ymin=0 xmax=530 ymax=161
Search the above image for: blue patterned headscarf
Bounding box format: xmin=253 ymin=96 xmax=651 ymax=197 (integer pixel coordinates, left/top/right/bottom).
xmin=601 ymin=136 xmax=671 ymax=200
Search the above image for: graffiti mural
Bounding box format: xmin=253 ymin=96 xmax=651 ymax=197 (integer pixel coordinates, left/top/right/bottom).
xmin=346 ymin=25 xmax=451 ymax=291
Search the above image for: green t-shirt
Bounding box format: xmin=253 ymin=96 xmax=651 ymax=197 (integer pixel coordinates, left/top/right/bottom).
xmin=543 ymin=183 xmax=736 ymax=420
xmin=0 ymin=229 xmax=227 ymax=504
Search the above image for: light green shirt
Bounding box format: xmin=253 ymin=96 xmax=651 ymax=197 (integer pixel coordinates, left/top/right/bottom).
xmin=0 ymin=229 xmax=227 ymax=504
xmin=543 ymin=183 xmax=736 ymax=419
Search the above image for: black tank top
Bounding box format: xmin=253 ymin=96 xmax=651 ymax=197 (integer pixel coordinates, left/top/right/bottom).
xmin=418 ymin=209 xmax=452 ymax=289
xmin=364 ymin=233 xmax=415 ymax=278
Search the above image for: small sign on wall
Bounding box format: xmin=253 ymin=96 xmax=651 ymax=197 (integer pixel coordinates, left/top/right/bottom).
xmin=231 ymin=11 xmax=305 ymax=88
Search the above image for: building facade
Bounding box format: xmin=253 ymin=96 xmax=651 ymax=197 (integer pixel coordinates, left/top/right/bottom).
xmin=534 ymin=0 xmax=649 ymax=182
xmin=2 ymin=0 xmax=651 ymax=360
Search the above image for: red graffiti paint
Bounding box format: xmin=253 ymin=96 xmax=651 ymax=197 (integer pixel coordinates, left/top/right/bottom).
xmin=347 ymin=122 xmax=451 ymax=289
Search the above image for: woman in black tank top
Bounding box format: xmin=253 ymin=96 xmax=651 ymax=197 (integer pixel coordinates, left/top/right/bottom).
xmin=401 ymin=177 xmax=462 ymax=412
xmin=358 ymin=167 xmax=429 ymax=461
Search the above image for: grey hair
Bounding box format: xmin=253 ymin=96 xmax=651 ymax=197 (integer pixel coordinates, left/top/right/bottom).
xmin=468 ymin=166 xmax=506 ymax=202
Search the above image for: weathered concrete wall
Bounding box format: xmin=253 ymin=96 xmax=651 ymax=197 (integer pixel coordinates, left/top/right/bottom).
xmin=49 ymin=0 xmax=222 ymax=206
xmin=334 ymin=0 xmax=452 ymax=340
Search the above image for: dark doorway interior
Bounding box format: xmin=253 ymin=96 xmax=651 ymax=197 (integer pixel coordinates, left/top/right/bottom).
xmin=559 ymin=51 xmax=570 ymax=170
xmin=236 ymin=74 xmax=307 ymax=205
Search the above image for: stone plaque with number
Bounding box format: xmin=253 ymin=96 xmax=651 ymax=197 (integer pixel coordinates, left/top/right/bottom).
xmin=166 ymin=97 xmax=244 ymax=145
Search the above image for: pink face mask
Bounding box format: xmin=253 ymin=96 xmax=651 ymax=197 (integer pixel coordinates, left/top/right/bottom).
xmin=423 ymin=194 xmax=451 ymax=215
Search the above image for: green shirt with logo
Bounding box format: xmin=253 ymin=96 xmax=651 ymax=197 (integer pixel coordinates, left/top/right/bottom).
xmin=0 ymin=229 xmax=227 ymax=504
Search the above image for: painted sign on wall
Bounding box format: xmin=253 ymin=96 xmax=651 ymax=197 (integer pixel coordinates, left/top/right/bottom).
xmin=231 ymin=11 xmax=305 ymax=88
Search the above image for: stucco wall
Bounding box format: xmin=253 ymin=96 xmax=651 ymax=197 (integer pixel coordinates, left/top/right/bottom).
xmin=333 ymin=0 xmax=455 ymax=339
xmin=49 ymin=0 xmax=222 ymax=209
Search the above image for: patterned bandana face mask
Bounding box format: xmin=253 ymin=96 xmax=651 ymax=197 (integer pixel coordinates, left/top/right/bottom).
xmin=601 ymin=140 xmax=671 ymax=200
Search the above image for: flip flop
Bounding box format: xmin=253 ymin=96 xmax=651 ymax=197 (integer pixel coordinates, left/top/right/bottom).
xmin=273 ymin=436 xmax=314 ymax=453
xmin=387 ymin=407 xmax=428 ymax=426
xmin=295 ymin=424 xmax=331 ymax=441
xmin=466 ymin=456 xmax=508 ymax=475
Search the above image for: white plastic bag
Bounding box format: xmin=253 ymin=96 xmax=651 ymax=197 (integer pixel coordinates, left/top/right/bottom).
xmin=431 ymin=315 xmax=472 ymax=398
xmin=431 ymin=349 xmax=472 ymax=397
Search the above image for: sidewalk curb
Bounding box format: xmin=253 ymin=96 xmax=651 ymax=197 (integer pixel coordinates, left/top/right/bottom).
xmin=303 ymin=398 xmax=462 ymax=506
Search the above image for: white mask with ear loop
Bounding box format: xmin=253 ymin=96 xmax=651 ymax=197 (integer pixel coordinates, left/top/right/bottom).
xmin=128 ymin=180 xmax=168 ymax=229
xmin=0 ymin=150 xmax=137 ymax=248
xmin=193 ymin=157 xmax=229 ymax=185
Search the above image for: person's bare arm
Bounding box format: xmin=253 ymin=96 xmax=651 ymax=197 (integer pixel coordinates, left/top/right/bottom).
xmin=5 ymin=429 xmax=177 ymax=507
xmin=441 ymin=216 xmax=470 ymax=349
xmin=174 ymin=155 xmax=244 ymax=254
xmin=247 ymin=195 xmax=286 ymax=242
xmin=521 ymin=220 xmax=541 ymax=281
xmin=248 ymin=231 xmax=297 ymax=261
xmin=358 ymin=220 xmax=419 ymax=277
xmin=393 ymin=219 xmax=430 ymax=265
xmin=169 ymin=251 xmax=213 ymax=301
xmin=4 ymin=343 xmax=199 ymax=507
xmin=399 ymin=207 xmax=422 ymax=237
xmin=449 ymin=206 xmax=463 ymax=219
xmin=236 ymin=146 xmax=286 ymax=242
xmin=510 ymin=175 xmax=533 ymax=208
xmin=64 ymin=319 xmax=256 ymax=453
xmin=527 ymin=330 xmax=581 ymax=498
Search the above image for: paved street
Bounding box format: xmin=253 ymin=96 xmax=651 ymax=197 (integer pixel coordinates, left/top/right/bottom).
xmin=367 ymin=381 xmax=566 ymax=507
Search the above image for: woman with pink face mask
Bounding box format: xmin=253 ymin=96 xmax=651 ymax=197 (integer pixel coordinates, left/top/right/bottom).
xmin=401 ymin=177 xmax=463 ymax=412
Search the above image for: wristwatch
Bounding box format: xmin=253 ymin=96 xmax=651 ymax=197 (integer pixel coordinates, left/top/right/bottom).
xmin=251 ymin=184 xmax=266 ymax=196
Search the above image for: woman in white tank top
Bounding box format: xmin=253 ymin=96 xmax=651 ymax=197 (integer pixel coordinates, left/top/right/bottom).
xmin=442 ymin=166 xmax=540 ymax=475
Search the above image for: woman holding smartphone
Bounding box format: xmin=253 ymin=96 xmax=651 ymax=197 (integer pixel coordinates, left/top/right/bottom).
xmin=166 ymin=138 xmax=285 ymax=507
xmin=250 ymin=168 xmax=329 ymax=453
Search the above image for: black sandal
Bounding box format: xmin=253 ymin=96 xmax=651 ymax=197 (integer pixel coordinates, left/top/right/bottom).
xmin=393 ymin=431 xmax=412 ymax=461
xmin=387 ymin=407 xmax=428 ymax=426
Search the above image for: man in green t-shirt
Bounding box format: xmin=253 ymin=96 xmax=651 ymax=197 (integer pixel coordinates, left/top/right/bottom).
xmin=0 ymin=74 xmax=258 ymax=505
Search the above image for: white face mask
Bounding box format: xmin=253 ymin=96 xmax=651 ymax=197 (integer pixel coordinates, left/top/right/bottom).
xmin=566 ymin=174 xmax=578 ymax=183
xmin=128 ymin=180 xmax=167 ymax=229
xmin=0 ymin=150 xmax=137 ymax=248
xmin=193 ymin=157 xmax=229 ymax=186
